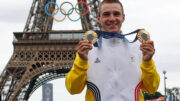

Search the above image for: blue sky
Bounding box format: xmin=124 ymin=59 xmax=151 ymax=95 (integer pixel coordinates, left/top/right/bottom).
xmin=0 ymin=0 xmax=180 ymax=100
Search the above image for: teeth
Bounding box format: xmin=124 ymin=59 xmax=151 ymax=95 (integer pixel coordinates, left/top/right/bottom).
xmin=110 ymin=24 xmax=114 ymax=27
xmin=109 ymin=24 xmax=116 ymax=26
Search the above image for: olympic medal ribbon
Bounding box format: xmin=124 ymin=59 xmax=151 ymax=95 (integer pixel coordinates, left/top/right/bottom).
xmin=94 ymin=30 xmax=125 ymax=47
xmin=92 ymin=29 xmax=150 ymax=47
xmin=124 ymin=29 xmax=150 ymax=43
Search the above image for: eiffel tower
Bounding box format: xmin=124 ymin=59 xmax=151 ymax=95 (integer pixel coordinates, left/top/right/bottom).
xmin=0 ymin=0 xmax=100 ymax=100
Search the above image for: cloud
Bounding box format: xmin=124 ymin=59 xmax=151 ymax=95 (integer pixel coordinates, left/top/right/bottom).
xmin=0 ymin=0 xmax=31 ymax=23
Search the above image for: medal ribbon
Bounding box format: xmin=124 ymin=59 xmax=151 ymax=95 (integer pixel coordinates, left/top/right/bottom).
xmin=93 ymin=29 xmax=143 ymax=47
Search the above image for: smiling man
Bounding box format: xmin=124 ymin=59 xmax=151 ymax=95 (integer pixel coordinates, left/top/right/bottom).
xmin=97 ymin=1 xmax=125 ymax=34
xmin=65 ymin=0 xmax=160 ymax=101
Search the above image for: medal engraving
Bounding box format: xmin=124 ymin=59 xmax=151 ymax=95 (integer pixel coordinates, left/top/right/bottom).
xmin=83 ymin=30 xmax=98 ymax=44
xmin=137 ymin=30 xmax=150 ymax=43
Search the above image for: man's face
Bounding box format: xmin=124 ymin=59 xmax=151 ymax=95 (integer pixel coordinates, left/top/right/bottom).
xmin=98 ymin=3 xmax=125 ymax=33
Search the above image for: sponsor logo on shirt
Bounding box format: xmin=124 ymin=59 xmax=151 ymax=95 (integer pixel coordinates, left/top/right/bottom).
xmin=94 ymin=58 xmax=101 ymax=63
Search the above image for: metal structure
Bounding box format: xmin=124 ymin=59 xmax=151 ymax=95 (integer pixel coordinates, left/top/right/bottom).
xmin=0 ymin=0 xmax=100 ymax=100
xmin=163 ymin=70 xmax=167 ymax=100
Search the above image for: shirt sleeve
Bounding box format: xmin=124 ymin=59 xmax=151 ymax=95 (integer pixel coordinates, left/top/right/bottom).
xmin=140 ymin=59 xmax=160 ymax=94
xmin=65 ymin=53 xmax=89 ymax=94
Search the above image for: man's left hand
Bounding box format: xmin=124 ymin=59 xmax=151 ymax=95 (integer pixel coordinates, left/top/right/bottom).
xmin=140 ymin=40 xmax=155 ymax=62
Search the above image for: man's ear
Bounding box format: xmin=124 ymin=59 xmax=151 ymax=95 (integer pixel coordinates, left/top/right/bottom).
xmin=97 ymin=15 xmax=101 ymax=25
xmin=122 ymin=14 xmax=125 ymax=23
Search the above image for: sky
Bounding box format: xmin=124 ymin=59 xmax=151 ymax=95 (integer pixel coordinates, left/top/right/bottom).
xmin=0 ymin=0 xmax=180 ymax=100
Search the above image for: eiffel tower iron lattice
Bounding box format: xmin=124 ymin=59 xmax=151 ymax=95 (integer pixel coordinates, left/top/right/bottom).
xmin=0 ymin=0 xmax=100 ymax=100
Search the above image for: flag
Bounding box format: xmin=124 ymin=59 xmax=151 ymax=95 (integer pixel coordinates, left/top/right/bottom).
xmin=168 ymin=95 xmax=173 ymax=101
xmin=42 ymin=83 xmax=53 ymax=101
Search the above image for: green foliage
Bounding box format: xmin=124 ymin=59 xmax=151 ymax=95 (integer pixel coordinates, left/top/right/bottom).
xmin=143 ymin=91 xmax=163 ymax=100
xmin=167 ymin=87 xmax=180 ymax=101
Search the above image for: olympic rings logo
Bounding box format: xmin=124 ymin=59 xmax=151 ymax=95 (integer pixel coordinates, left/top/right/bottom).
xmin=44 ymin=1 xmax=89 ymax=22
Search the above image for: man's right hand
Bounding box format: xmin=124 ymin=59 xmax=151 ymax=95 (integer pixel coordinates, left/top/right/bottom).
xmin=75 ymin=40 xmax=93 ymax=60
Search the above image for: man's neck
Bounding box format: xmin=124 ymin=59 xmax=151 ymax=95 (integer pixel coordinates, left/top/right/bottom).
xmin=101 ymin=29 xmax=122 ymax=34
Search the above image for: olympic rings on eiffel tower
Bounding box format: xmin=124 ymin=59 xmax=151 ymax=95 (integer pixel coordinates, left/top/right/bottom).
xmin=44 ymin=1 xmax=89 ymax=22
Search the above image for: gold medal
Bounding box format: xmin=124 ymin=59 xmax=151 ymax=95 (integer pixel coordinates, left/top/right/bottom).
xmin=83 ymin=30 xmax=98 ymax=44
xmin=137 ymin=29 xmax=150 ymax=43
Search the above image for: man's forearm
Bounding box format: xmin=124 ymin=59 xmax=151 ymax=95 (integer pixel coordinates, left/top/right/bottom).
xmin=65 ymin=53 xmax=89 ymax=94
xmin=140 ymin=59 xmax=160 ymax=94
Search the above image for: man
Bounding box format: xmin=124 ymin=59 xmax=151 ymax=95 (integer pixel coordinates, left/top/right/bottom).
xmin=65 ymin=0 xmax=160 ymax=101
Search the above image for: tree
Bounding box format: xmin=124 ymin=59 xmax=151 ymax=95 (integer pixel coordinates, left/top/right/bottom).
xmin=167 ymin=87 xmax=180 ymax=101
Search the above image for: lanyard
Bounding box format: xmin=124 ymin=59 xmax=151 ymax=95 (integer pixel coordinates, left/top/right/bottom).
xmin=93 ymin=29 xmax=143 ymax=47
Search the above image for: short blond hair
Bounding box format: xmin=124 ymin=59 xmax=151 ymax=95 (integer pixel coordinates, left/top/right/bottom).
xmin=98 ymin=0 xmax=124 ymax=16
